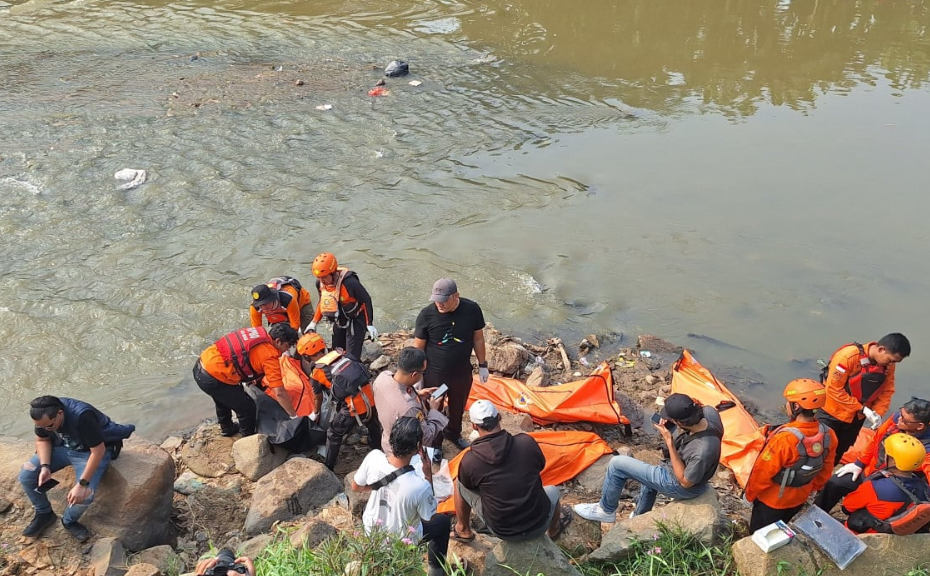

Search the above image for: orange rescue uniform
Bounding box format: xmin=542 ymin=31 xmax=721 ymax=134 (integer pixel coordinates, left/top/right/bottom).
xmin=270 ymin=355 xmax=318 ymax=416
xmin=250 ymin=283 xmax=313 ymax=331
xmin=858 ymin=415 xmax=930 ymax=483
xmin=200 ymin=341 xmax=284 ymax=386
xmin=823 ymin=342 xmax=895 ymax=423
xmin=745 ymin=421 xmax=838 ymax=509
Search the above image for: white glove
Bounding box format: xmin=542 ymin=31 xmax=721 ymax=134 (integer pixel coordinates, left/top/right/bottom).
xmin=478 ymin=366 xmax=490 ymax=383
xmin=862 ymin=406 xmax=882 ymax=429
xmin=835 ymin=462 xmax=863 ymax=481
xmin=367 ymin=325 xmax=378 ymax=341
xmin=306 ymin=322 xmax=317 ymax=333
xmin=308 ymin=411 xmax=319 ymax=422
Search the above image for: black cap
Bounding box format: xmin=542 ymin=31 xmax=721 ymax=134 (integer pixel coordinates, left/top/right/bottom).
xmin=251 ymin=284 xmax=277 ymax=308
xmin=660 ymin=393 xmax=701 ymax=421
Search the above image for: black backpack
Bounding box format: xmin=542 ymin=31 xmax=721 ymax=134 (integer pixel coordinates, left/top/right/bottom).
xmin=328 ymin=355 xmax=372 ymax=402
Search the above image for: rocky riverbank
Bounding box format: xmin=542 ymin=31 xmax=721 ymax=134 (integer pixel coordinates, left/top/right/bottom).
xmin=1 ymin=327 xmax=923 ymax=576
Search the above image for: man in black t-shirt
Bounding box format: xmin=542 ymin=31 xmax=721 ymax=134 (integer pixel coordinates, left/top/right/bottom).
xmin=18 ymin=395 xmax=134 ymax=542
xmin=414 ymin=278 xmax=488 ymax=450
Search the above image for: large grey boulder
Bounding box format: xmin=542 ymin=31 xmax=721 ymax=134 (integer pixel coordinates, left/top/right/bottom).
xmin=178 ymin=425 xmax=236 ymax=478
xmin=589 ymin=488 xmax=720 ymax=562
xmin=132 ymin=545 xmax=181 ymax=575
xmin=574 ymin=454 xmax=614 ymax=495
xmin=125 ymin=565 xmax=162 ymax=576
xmin=344 ymin=471 xmax=370 ymax=518
xmin=486 ymin=342 xmax=531 ymax=376
xmin=732 ymin=532 xmax=930 ymax=576
xmin=231 ymin=433 xmax=288 ymax=481
xmin=90 ymin=537 xmax=127 ymax=576
xmin=556 ymin=511 xmax=603 ymax=556
xmin=361 ymin=340 xmax=383 ymax=363
xmin=0 ymin=436 xmax=175 ymax=552
xmin=244 ymin=457 xmax=341 ymax=535
xmin=484 ymin=535 xmax=581 ymax=576
xmin=289 ymin=518 xmax=337 ymax=550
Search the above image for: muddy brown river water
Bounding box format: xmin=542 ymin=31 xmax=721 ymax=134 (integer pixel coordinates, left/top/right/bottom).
xmin=1 ymin=0 xmax=928 ymax=438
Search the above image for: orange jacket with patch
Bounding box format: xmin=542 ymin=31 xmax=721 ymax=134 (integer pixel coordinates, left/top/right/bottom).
xmin=267 ymin=355 xmax=317 ymax=416
xmin=200 ymin=341 xmax=284 ymax=386
xmin=745 ymin=420 xmax=838 ymax=509
xmin=249 ymin=284 xmax=312 ymax=331
xmin=823 ymin=342 xmax=895 ymax=423
xmin=858 ymin=414 xmax=930 ymax=483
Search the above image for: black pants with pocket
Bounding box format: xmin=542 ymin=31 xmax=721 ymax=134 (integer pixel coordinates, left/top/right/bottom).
xmin=332 ymin=316 xmax=367 ymax=362
xmin=193 ymin=360 xmax=256 ymax=435
xmin=425 ymin=367 xmax=473 ymax=444
xmin=814 ymin=472 xmax=863 ymax=513
xmin=324 ymin=404 xmax=382 ymax=471
xmin=821 ymin=414 xmax=866 ymax=466
xmin=749 ymin=499 xmax=805 ymax=533
xmin=422 ymin=513 xmax=451 ymax=574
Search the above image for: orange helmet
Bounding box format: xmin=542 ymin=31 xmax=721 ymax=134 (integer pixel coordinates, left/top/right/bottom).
xmin=297 ymin=333 xmax=326 ymax=357
xmin=783 ymin=378 xmax=827 ymax=410
xmin=312 ymin=253 xmax=338 ymax=278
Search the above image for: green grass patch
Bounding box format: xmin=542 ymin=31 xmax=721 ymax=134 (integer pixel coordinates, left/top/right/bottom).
xmin=576 ymin=524 xmax=735 ymax=576
xmin=254 ymin=526 xmax=427 ymax=576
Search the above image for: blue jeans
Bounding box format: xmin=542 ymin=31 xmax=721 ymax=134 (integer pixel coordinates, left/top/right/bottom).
xmin=599 ymin=455 xmax=706 ymax=516
xmin=19 ymin=446 xmax=112 ymax=524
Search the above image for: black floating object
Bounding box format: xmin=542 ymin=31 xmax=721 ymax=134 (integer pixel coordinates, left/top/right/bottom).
xmin=385 ymin=60 xmax=409 ymax=77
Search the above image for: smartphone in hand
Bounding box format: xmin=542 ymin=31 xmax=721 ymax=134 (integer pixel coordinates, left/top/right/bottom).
xmin=35 ymin=478 xmax=60 ymax=494
xmin=431 ymin=384 xmax=449 ymax=399
xmin=650 ymin=412 xmax=662 ymax=425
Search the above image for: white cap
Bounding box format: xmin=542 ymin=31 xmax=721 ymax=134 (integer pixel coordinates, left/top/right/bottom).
xmin=469 ymin=400 xmax=499 ymax=423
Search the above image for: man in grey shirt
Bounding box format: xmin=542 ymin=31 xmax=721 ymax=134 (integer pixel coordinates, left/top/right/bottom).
xmin=574 ymin=393 xmax=723 ymax=522
xmin=373 ymin=347 xmax=448 ymax=457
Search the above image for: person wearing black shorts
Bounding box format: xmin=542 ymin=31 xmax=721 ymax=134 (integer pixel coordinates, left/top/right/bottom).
xmin=414 ymin=278 xmax=488 ymax=450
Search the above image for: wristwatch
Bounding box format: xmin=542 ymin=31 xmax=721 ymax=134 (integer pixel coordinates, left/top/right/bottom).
xmin=39 ymin=463 xmax=51 ymax=469
xmin=79 ymin=479 xmax=90 ymax=487
xmin=478 ymin=362 xmax=488 ymax=368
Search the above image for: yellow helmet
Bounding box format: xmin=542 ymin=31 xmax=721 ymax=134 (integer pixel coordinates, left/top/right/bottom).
xmin=884 ymin=432 xmax=927 ymax=472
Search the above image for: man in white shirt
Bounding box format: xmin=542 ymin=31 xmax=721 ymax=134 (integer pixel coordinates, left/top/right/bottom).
xmin=351 ymin=417 xmax=451 ymax=576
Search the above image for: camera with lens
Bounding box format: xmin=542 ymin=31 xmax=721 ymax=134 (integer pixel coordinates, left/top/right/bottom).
xmin=205 ymin=549 xmax=248 ymax=575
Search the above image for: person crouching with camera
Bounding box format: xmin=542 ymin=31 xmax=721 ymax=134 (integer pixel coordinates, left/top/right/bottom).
xmin=195 ymin=549 xmax=255 ymax=576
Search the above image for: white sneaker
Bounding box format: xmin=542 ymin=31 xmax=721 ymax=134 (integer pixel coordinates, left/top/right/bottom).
xmin=573 ymin=503 xmax=616 ymax=523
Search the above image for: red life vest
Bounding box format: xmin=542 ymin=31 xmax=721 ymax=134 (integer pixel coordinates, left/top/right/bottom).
xmin=769 ymin=423 xmax=831 ymax=497
xmin=844 ymin=343 xmax=888 ymax=405
xmin=215 ymin=327 xmax=272 ymax=384
xmin=822 ymin=342 xmax=889 ymax=405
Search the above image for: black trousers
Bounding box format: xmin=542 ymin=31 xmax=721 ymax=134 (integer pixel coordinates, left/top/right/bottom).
xmin=324 ymin=404 xmax=383 ymax=471
xmin=821 ymin=414 xmax=866 ymax=466
xmin=421 ymin=513 xmax=451 ymax=574
xmin=332 ymin=316 xmax=366 ymax=361
xmin=193 ymin=360 xmax=256 ymax=434
xmin=425 ymin=368 xmax=473 ymax=443
xmin=749 ymin=499 xmax=805 ymax=533
xmin=814 ymin=472 xmax=863 ymax=513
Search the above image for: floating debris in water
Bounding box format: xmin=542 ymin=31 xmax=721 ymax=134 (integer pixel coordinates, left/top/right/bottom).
xmin=114 ymin=168 xmax=146 ymax=190
xmin=384 ymin=60 xmax=409 ymax=77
